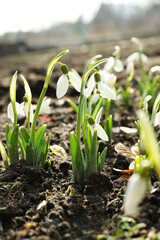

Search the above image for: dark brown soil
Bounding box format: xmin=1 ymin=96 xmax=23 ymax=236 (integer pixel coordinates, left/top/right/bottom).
xmin=0 ymin=37 xmax=160 ymax=239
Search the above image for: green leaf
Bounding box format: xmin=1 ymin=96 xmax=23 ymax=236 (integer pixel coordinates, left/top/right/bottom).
xmin=6 ymin=123 xmax=12 ymax=149
xmin=39 ymin=133 xmax=51 ymax=167
xmin=35 ymin=125 xmax=47 ymax=149
xmin=18 ymin=137 xmax=26 ymax=159
xmin=26 ymin=143 xmax=35 ymax=166
xmin=35 ymin=126 xmax=47 ymax=164
xmin=92 ymin=97 xmax=103 ymax=119
xmin=137 ymin=79 xmax=145 ymax=93
xmin=83 ymin=54 xmax=102 ymax=74
xmin=10 ymin=71 xmax=17 ymax=104
xmin=87 ymin=129 xmax=97 ymax=178
xmin=70 ymin=131 xmax=84 ymax=184
xmin=97 ymin=147 xmax=107 ymax=172
xmin=21 ymin=127 xmax=31 ymax=149
xmin=0 ymin=142 xmax=10 ymax=168
xmin=67 ymin=99 xmax=78 ymax=113
xmin=8 ymin=125 xmax=19 ymax=164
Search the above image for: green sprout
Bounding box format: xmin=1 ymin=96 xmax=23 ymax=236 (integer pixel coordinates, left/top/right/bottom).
xmin=97 ymin=217 xmax=146 ymax=240
xmin=56 ymin=55 xmax=117 ymax=184
xmin=0 ymin=182 xmax=21 ymax=197
xmin=117 ymin=62 xmax=134 ymax=110
xmin=127 ymin=37 xmax=160 ymax=108
xmin=0 ymin=50 xmax=69 ymax=167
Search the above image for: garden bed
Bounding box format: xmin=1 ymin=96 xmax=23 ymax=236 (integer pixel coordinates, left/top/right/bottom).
xmin=0 ymin=37 xmax=160 ymax=239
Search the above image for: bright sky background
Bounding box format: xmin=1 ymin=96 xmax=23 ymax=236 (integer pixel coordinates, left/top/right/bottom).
xmin=0 ymin=0 xmax=154 ymax=36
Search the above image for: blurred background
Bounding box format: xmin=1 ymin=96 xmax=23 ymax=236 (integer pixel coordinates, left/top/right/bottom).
xmin=0 ymin=0 xmax=160 ymax=56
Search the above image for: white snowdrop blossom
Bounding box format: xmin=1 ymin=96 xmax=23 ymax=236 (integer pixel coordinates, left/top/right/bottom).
xmin=39 ymin=97 xmax=51 ymax=115
xmin=88 ymin=108 xmax=108 ymax=141
xmin=7 ymin=102 xmax=25 ymax=123
xmin=126 ymin=52 xmax=148 ymax=64
xmin=154 ymin=111 xmax=160 ymax=127
xmin=85 ymin=71 xmax=116 ymax=100
xmin=124 ymin=173 xmax=147 ymax=217
xmin=150 ymin=66 xmax=160 ymax=74
xmin=56 ymin=65 xmax=81 ymax=99
xmin=104 ymin=56 xmax=124 ymax=73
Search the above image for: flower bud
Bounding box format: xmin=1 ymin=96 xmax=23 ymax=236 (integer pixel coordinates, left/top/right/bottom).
xmin=94 ymin=73 xmax=101 ymax=83
xmin=61 ymin=64 xmax=69 ymax=75
xmin=23 ymin=95 xmax=28 ymax=103
xmin=88 ymin=116 xmax=95 ymax=126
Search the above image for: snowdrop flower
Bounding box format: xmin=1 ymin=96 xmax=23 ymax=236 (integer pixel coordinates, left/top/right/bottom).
xmin=56 ymin=64 xmax=81 ymax=98
xmin=7 ymin=102 xmax=25 ymax=123
xmin=85 ymin=72 xmax=116 ymax=100
xmin=124 ymin=173 xmax=147 ymax=217
xmin=104 ymin=56 xmax=124 ymax=73
xmin=154 ymin=111 xmax=160 ymax=127
xmin=150 ymin=66 xmax=160 ymax=74
xmin=126 ymin=52 xmax=148 ymax=64
xmin=39 ymin=97 xmax=51 ymax=115
xmin=87 ymin=107 xmax=108 ymax=141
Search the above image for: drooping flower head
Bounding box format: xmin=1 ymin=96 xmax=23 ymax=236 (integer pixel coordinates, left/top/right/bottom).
xmin=56 ymin=64 xmax=81 ymax=98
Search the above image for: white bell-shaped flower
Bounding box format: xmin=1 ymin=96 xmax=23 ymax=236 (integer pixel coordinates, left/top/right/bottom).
xmin=154 ymin=111 xmax=160 ymax=127
xmin=88 ymin=108 xmax=108 ymax=141
xmin=104 ymin=57 xmax=124 ymax=73
xmin=7 ymin=102 xmax=25 ymax=123
xmin=150 ymin=66 xmax=160 ymax=74
xmin=39 ymin=97 xmax=51 ymax=115
xmin=86 ymin=72 xmax=116 ymax=100
xmin=126 ymin=52 xmax=148 ymax=64
xmin=56 ymin=65 xmax=81 ymax=99
xmin=124 ymin=173 xmax=147 ymax=217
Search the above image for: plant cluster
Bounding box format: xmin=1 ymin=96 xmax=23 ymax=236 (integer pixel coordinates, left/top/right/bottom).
xmin=0 ymin=37 xmax=160 ymax=223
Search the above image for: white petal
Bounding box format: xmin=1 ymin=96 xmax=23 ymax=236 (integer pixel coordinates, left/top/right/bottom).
xmin=16 ymin=102 xmax=25 ymax=116
xmin=150 ymin=66 xmax=160 ymax=73
xmin=154 ymin=111 xmax=160 ymax=127
xmin=98 ymin=82 xmax=116 ymax=100
xmin=24 ymin=102 xmax=29 ymax=118
xmin=126 ymin=52 xmax=139 ymax=63
xmin=104 ymin=57 xmax=114 ymax=71
xmin=87 ymin=73 xmax=95 ymax=87
xmin=68 ymin=72 xmax=81 ymax=92
xmin=39 ymin=97 xmax=51 ymax=115
xmin=56 ymin=75 xmax=69 ymax=99
xmin=103 ymin=73 xmax=116 ymax=88
xmin=124 ymin=173 xmax=147 ymax=217
xmin=114 ymin=59 xmax=124 ymax=72
xmin=141 ymin=54 xmax=148 ymax=63
xmin=90 ymin=94 xmax=99 ymax=105
xmin=126 ymin=62 xmax=134 ymax=74
xmin=7 ymin=102 xmax=14 ymax=123
xmin=21 ymin=75 xmax=32 ymax=101
xmin=95 ymin=107 xmax=103 ymax=124
xmin=84 ymin=84 xmax=94 ymax=98
xmin=95 ymin=123 xmax=108 ymax=141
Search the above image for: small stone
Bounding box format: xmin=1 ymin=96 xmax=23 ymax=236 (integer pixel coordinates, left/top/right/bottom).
xmin=49 ymin=226 xmax=61 ymax=239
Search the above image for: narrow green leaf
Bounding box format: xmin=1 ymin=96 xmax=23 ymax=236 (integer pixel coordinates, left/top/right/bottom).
xmin=10 ymin=71 xmax=17 ymax=104
xmin=35 ymin=125 xmax=46 ymax=149
xmin=137 ymin=79 xmax=145 ymax=93
xmin=83 ymin=54 xmax=102 ymax=74
xmin=9 ymin=125 xmax=19 ymax=164
xmin=35 ymin=126 xmax=46 ymax=164
xmin=26 ymin=143 xmax=35 ymax=166
xmin=92 ymin=97 xmax=103 ymax=119
xmin=87 ymin=130 xmax=97 ymax=178
xmin=6 ymin=123 xmax=12 ymax=149
xmin=18 ymin=137 xmax=26 ymax=159
xmin=67 ymin=99 xmax=78 ymax=113
xmin=70 ymin=132 xmax=84 ymax=184
xmin=97 ymin=147 xmax=107 ymax=172
xmin=0 ymin=142 xmax=10 ymax=168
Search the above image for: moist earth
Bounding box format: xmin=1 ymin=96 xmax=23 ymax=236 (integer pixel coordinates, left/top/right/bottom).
xmin=0 ymin=37 xmax=160 ymax=239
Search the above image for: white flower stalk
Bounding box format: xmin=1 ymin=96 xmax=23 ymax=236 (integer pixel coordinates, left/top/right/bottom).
xmin=56 ymin=64 xmax=81 ymax=99
xmin=86 ymin=72 xmax=116 ymax=100
xmin=126 ymin=52 xmax=148 ymax=64
xmin=88 ymin=108 xmax=108 ymax=141
xmin=124 ymin=173 xmax=147 ymax=217
xmin=7 ymin=102 xmax=25 ymax=123
xmin=104 ymin=56 xmax=124 ymax=73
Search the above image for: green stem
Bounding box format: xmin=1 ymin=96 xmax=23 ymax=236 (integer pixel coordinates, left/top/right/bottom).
xmin=30 ymin=50 xmax=69 ymax=144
